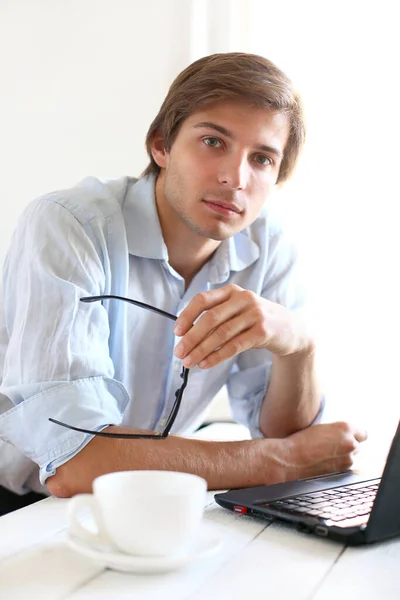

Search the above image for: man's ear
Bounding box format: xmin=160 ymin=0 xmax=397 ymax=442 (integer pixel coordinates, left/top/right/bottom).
xmin=151 ymin=134 xmax=168 ymax=169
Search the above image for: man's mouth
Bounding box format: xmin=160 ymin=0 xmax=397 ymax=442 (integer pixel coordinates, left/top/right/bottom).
xmin=202 ymin=198 xmax=243 ymax=215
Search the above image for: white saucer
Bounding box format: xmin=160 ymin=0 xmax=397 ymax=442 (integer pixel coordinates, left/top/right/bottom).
xmin=67 ymin=525 xmax=222 ymax=574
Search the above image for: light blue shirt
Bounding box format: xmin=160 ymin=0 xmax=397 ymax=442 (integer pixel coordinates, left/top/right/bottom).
xmin=0 ymin=174 xmax=311 ymax=494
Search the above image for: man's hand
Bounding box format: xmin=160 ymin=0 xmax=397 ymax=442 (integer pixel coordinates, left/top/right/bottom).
xmin=274 ymin=422 xmax=368 ymax=482
xmin=174 ymin=284 xmax=311 ymax=369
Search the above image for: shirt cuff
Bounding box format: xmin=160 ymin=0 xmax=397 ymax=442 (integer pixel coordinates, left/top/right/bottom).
xmin=229 ymin=383 xmax=269 ymax=439
xmin=310 ymin=394 xmax=326 ymax=425
xmin=231 ymin=390 xmax=326 ymax=440
xmin=0 ymin=376 xmax=129 ymax=483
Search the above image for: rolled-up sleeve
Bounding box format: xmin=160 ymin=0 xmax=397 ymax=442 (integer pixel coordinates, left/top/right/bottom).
xmin=227 ymin=357 xmax=271 ymax=438
xmin=0 ymin=198 xmax=129 ymax=484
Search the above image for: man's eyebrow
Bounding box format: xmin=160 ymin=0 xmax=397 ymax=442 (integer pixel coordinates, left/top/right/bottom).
xmin=193 ymin=121 xmax=284 ymax=158
xmin=194 ymin=121 xmax=234 ymax=139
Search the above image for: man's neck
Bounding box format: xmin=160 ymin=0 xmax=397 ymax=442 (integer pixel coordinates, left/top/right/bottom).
xmin=155 ymin=175 xmax=220 ymax=289
xmin=169 ymin=242 xmax=218 ymax=290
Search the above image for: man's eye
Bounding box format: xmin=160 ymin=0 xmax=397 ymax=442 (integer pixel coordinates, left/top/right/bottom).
xmin=203 ymin=137 xmax=222 ymax=148
xmin=254 ymin=154 xmax=272 ymax=166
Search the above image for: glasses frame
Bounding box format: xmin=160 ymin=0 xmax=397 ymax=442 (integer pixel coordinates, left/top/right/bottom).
xmin=49 ymin=295 xmax=190 ymax=439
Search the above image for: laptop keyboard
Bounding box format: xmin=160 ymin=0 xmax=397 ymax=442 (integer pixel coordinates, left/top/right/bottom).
xmin=261 ymin=478 xmax=381 ymax=525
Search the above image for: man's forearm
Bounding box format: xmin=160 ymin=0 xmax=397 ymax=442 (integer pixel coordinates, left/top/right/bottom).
xmin=259 ymin=348 xmax=322 ymax=439
xmin=47 ymin=426 xmax=288 ymax=497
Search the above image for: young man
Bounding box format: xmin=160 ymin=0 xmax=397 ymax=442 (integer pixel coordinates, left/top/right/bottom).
xmin=0 ymin=53 xmax=366 ymax=509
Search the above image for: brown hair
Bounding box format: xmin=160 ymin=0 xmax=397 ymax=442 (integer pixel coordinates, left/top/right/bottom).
xmin=143 ymin=53 xmax=305 ymax=185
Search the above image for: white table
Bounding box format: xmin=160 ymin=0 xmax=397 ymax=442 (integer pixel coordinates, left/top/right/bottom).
xmin=0 ymin=489 xmax=399 ymax=600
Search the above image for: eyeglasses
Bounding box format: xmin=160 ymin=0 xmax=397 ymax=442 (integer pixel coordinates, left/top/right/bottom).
xmin=48 ymin=295 xmax=190 ymax=439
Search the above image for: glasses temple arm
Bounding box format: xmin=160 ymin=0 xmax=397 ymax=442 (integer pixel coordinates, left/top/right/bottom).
xmin=80 ymin=295 xmax=177 ymax=322
xmin=48 ymin=418 xmax=166 ymax=439
xmin=163 ymin=367 xmax=190 ymax=436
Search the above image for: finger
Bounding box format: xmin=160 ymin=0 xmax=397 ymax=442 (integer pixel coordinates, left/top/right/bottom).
xmin=329 ymin=421 xmax=368 ymax=447
xmin=197 ymin=328 xmax=255 ymax=369
xmin=344 ymin=423 xmax=368 ymax=444
xmin=180 ymin=314 xmax=253 ymax=367
xmin=175 ymin=298 xmax=245 ymax=360
xmin=351 ymin=444 xmax=362 ymax=456
xmin=354 ymin=428 xmax=368 ymax=443
xmin=174 ymin=286 xmax=238 ymax=336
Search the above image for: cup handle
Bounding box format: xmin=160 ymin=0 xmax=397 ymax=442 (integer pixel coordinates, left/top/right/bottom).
xmin=68 ymin=494 xmax=114 ymax=548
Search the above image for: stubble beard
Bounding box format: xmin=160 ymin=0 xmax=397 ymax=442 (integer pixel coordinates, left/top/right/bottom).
xmin=163 ymin=169 xmax=231 ymax=242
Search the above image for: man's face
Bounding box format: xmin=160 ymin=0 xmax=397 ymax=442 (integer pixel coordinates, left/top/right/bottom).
xmin=152 ymin=100 xmax=290 ymax=241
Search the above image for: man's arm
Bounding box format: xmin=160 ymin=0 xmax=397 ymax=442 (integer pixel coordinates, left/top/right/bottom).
xmin=259 ymin=346 xmax=322 ymax=439
xmin=46 ymin=421 xmax=367 ymax=497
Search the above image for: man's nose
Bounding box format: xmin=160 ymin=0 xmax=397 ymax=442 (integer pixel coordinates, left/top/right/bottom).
xmin=218 ymin=154 xmax=249 ymax=190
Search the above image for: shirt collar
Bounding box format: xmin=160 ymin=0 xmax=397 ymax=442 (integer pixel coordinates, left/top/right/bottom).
xmin=123 ymin=175 xmax=260 ymax=280
xmin=208 ymin=231 xmax=260 ymax=284
xmin=123 ymin=174 xmax=169 ymax=260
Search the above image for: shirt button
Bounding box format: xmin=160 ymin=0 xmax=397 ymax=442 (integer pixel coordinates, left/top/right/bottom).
xmin=159 ymin=417 xmax=167 ymax=426
xmin=173 ymin=361 xmax=180 ymax=372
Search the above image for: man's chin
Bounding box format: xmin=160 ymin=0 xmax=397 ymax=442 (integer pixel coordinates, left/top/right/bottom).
xmin=183 ymin=213 xmax=241 ymax=241
xmin=197 ymin=225 xmax=236 ymax=242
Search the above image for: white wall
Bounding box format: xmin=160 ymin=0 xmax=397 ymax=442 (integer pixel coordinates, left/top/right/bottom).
xmin=0 ymin=0 xmax=197 ymax=262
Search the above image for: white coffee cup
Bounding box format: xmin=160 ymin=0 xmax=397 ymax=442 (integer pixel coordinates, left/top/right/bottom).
xmin=68 ymin=470 xmax=207 ymax=557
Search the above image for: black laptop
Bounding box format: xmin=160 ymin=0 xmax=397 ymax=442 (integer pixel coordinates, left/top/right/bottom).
xmin=215 ymin=420 xmax=400 ymax=545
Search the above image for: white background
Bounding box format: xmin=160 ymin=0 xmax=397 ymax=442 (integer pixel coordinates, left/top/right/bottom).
xmin=1 ymin=0 xmax=399 ymax=441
